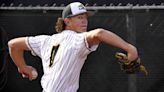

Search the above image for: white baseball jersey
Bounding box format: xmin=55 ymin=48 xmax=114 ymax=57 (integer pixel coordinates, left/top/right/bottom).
xmin=25 ymin=30 xmax=99 ymax=92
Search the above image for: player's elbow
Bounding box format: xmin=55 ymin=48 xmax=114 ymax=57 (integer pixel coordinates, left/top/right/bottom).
xmin=8 ymin=37 xmax=29 ymax=51
xmin=8 ymin=38 xmax=22 ymax=49
xmin=8 ymin=39 xmax=17 ymax=49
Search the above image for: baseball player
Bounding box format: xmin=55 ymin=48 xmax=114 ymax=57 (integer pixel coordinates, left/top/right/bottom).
xmin=8 ymin=2 xmax=138 ymax=92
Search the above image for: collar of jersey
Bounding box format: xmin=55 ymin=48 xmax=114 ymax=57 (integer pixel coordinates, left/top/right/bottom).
xmin=62 ymin=30 xmax=78 ymax=34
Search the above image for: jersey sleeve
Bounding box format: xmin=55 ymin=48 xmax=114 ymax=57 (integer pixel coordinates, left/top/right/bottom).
xmin=84 ymin=34 xmax=99 ymax=51
xmin=25 ymin=35 xmax=49 ymax=57
xmin=75 ymin=32 xmax=99 ymax=52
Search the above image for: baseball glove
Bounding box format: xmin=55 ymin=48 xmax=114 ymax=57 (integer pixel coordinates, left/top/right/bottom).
xmin=115 ymin=52 xmax=148 ymax=76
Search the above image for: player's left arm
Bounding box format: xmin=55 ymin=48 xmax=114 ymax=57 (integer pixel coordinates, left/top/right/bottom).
xmin=86 ymin=28 xmax=138 ymax=62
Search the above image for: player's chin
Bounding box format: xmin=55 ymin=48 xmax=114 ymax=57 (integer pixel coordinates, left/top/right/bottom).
xmin=81 ymin=27 xmax=87 ymax=32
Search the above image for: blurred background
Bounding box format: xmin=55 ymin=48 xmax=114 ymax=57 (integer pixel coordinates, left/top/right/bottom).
xmin=0 ymin=0 xmax=164 ymax=92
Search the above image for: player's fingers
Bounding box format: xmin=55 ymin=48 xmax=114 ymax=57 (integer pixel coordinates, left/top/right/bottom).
xmin=29 ymin=75 xmax=33 ymax=81
xmin=22 ymin=73 xmax=29 ymax=78
xmin=28 ymin=68 xmax=38 ymax=81
xmin=22 ymin=73 xmax=33 ymax=80
xmin=29 ymin=74 xmax=37 ymax=81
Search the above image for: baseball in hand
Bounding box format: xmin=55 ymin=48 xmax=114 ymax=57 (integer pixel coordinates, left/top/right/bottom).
xmin=31 ymin=69 xmax=38 ymax=80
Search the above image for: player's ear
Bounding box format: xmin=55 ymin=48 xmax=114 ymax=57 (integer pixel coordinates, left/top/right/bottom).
xmin=63 ymin=18 xmax=70 ymax=26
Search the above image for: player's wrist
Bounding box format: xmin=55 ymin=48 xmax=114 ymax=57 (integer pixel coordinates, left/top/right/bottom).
xmin=17 ymin=64 xmax=27 ymax=72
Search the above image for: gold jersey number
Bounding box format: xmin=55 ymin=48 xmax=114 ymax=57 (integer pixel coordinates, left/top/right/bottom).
xmin=49 ymin=44 xmax=60 ymax=67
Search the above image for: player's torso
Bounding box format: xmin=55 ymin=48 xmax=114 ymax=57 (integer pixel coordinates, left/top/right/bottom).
xmin=40 ymin=30 xmax=90 ymax=92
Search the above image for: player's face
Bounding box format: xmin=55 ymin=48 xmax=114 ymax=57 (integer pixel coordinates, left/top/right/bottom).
xmin=69 ymin=13 xmax=88 ymax=32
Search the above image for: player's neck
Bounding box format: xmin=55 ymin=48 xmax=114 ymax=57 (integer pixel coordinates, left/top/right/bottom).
xmin=65 ymin=26 xmax=79 ymax=33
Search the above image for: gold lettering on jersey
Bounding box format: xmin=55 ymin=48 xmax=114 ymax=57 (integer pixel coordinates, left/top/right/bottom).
xmin=49 ymin=44 xmax=60 ymax=67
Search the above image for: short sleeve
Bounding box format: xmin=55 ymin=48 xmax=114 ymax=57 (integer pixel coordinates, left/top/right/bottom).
xmin=84 ymin=33 xmax=99 ymax=51
xmin=75 ymin=32 xmax=99 ymax=52
xmin=25 ymin=35 xmax=50 ymax=57
xmin=84 ymin=35 xmax=99 ymax=51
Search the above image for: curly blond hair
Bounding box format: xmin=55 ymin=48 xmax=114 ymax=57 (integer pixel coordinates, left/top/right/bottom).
xmin=55 ymin=17 xmax=66 ymax=33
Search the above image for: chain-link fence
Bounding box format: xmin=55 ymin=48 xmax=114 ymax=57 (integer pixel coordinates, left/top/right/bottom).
xmin=0 ymin=6 xmax=164 ymax=92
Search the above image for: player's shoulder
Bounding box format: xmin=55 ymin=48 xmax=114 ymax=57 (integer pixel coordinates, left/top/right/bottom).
xmin=51 ymin=30 xmax=86 ymax=40
xmin=27 ymin=35 xmax=51 ymax=42
xmin=30 ymin=35 xmax=51 ymax=38
xmin=62 ymin=30 xmax=77 ymax=35
xmin=57 ymin=30 xmax=77 ymax=38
